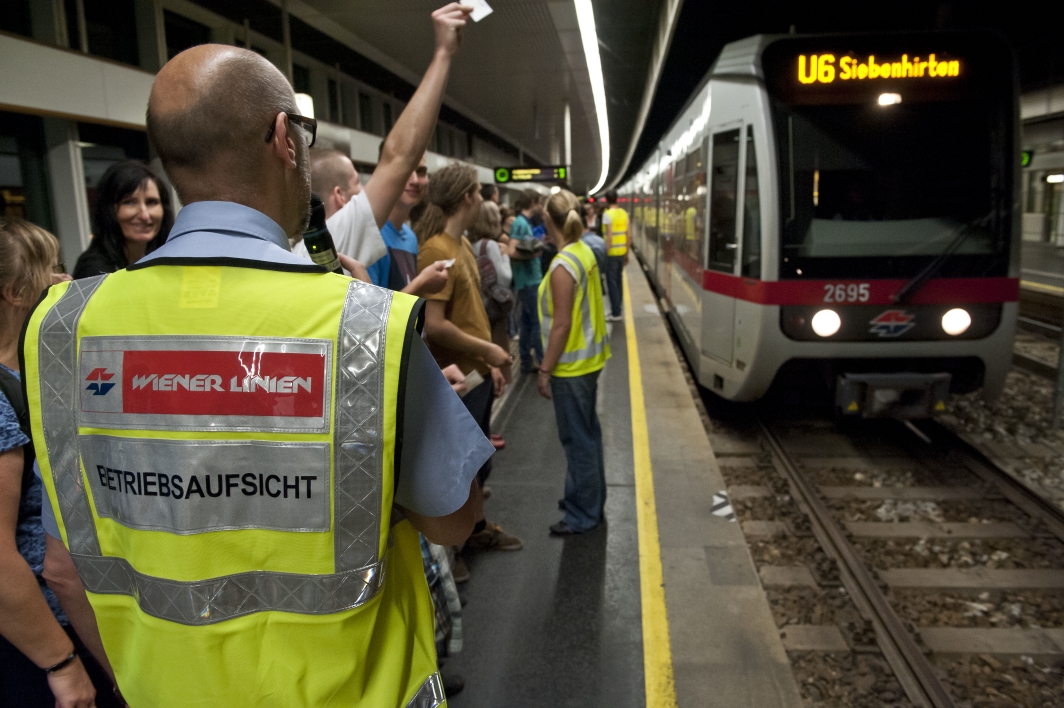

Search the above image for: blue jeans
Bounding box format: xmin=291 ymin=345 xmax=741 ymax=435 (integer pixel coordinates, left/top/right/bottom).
xmin=605 ymin=255 xmax=625 ymax=317
xmin=550 ymin=371 xmax=605 ymax=532
xmin=462 ymin=379 xmax=494 ymax=484
xmin=517 ymin=285 xmax=542 ymax=371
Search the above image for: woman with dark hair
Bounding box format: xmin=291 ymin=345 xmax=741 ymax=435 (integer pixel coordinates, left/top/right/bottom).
xmin=72 ymin=161 xmax=173 ymax=279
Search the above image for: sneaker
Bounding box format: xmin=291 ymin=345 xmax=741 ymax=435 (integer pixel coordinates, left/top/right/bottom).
xmin=466 ymin=521 xmax=523 ymax=551
xmin=607 ymin=313 xmax=624 ymax=322
xmin=490 ymin=434 xmax=506 ymax=450
xmin=450 ymin=553 xmax=470 ymax=583
xmin=441 ymin=671 xmax=465 ymax=697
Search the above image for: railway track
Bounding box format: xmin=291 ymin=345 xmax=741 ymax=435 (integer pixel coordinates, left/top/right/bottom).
xmin=641 ymin=253 xmax=1064 ymax=704
xmin=745 ymin=414 xmax=1064 ymax=707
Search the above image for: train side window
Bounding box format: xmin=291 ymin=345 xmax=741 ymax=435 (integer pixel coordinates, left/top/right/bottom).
xmin=662 ymin=161 xmax=676 ymax=245
xmin=741 ymin=126 xmax=761 ymax=278
xmin=680 ymin=147 xmax=704 ymax=264
xmin=708 ymin=129 xmax=741 ymax=273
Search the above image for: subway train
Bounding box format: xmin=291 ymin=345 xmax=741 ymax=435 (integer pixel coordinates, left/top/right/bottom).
xmin=619 ymin=31 xmax=1019 ymax=417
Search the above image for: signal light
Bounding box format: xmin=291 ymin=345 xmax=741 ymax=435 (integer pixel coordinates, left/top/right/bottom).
xmin=811 ymin=309 xmax=841 ymax=337
xmin=877 ymin=93 xmax=902 ymax=106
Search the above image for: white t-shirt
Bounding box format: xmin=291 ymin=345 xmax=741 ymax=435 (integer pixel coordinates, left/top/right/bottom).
xmin=292 ymin=190 xmax=387 ymax=267
xmin=470 ymin=238 xmax=512 ymax=290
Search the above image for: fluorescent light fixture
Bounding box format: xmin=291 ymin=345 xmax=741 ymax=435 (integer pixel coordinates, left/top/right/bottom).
xmin=295 ymin=93 xmax=315 ymax=119
xmin=574 ymin=0 xmax=609 ymax=194
xmin=878 ymin=93 xmax=902 ymax=106
xmin=1048 ymin=174 xmax=1064 ymax=184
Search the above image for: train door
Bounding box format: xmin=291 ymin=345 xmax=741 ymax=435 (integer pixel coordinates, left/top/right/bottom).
xmin=703 ymin=126 xmax=742 ymax=365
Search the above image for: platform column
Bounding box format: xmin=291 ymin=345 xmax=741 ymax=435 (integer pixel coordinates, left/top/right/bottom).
xmin=43 ymin=118 xmax=91 ymax=269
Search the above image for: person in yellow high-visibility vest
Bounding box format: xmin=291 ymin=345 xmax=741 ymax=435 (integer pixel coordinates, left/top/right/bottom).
xmin=536 ymin=190 xmax=610 ymax=535
xmin=28 ymin=8 xmax=494 ymax=707
xmin=601 ymin=190 xmax=629 ymax=321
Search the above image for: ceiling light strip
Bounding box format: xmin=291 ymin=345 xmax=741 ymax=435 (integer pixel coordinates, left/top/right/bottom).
xmin=574 ymin=0 xmax=610 ymax=194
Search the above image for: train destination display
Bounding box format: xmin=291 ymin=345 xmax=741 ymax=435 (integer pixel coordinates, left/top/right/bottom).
xmin=797 ymin=53 xmax=961 ymax=84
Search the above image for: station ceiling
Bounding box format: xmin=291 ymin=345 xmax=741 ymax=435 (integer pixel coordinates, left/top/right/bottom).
xmin=626 ymin=0 xmax=1064 ymax=183
xmin=281 ymin=0 xmax=671 ymax=193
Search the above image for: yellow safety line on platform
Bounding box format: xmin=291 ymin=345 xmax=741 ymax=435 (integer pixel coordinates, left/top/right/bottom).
xmin=623 ymin=272 xmax=678 ymax=708
xmin=1021 ymin=279 xmax=1064 ymax=295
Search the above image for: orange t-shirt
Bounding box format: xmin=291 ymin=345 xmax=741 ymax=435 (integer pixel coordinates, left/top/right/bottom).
xmin=418 ymin=233 xmax=492 ymax=375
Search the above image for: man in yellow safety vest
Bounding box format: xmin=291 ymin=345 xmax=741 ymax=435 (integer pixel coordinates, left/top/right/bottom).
xmin=601 ymin=190 xmax=629 ymax=321
xmin=26 ymin=5 xmax=492 ymax=706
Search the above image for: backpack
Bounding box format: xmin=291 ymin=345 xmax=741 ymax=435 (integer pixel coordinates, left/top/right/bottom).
xmin=477 ymin=240 xmax=514 ymax=325
xmin=0 ymin=366 xmax=34 ymax=496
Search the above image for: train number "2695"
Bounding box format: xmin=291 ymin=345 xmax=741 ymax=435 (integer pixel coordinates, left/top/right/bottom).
xmin=823 ymin=283 xmax=870 ymax=303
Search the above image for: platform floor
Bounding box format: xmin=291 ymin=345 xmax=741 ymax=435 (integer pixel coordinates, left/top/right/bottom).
xmin=446 ymin=262 xmax=802 ymax=707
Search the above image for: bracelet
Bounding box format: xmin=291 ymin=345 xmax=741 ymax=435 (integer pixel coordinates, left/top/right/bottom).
xmin=45 ymin=651 xmax=77 ymax=674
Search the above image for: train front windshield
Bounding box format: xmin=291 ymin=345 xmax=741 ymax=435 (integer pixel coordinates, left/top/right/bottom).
xmin=762 ymin=35 xmax=1015 ymax=280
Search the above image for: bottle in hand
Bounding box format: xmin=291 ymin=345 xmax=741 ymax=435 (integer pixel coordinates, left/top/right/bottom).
xmin=302 ymin=193 xmax=343 ymax=274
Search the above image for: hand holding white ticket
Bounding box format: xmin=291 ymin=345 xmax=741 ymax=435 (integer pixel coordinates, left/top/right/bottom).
xmin=459 ymin=369 xmax=485 ymax=397
xmin=462 ymin=0 xmax=493 ymax=22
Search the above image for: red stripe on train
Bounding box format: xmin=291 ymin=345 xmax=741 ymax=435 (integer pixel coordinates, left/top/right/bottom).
xmin=663 ymin=250 xmax=1017 ymax=305
xmin=701 ymin=271 xmax=1018 ymax=306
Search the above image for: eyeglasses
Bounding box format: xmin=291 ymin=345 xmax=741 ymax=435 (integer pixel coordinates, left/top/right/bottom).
xmin=264 ymin=112 xmax=317 ymax=148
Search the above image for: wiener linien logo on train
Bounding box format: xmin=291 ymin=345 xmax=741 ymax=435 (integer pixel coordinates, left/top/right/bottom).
xmin=797 ymin=53 xmax=961 ymax=84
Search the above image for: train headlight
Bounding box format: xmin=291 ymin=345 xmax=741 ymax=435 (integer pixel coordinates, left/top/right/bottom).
xmin=811 ymin=309 xmax=841 ymax=337
xmin=941 ymin=308 xmax=971 ymax=336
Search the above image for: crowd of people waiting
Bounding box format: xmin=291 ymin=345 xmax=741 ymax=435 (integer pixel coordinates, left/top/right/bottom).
xmin=0 ymin=3 xmax=627 ymax=705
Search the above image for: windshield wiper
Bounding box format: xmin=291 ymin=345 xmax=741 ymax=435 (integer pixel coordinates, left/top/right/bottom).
xmin=891 ymin=213 xmax=992 ymax=305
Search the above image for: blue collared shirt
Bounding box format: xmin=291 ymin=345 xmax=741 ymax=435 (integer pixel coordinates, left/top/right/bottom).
xmin=39 ymin=201 xmax=488 ymax=535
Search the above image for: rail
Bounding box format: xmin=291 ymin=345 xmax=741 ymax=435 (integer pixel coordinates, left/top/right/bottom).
xmin=758 ymin=418 xmax=956 ymax=708
xmin=917 ymin=419 xmax=1064 ymax=544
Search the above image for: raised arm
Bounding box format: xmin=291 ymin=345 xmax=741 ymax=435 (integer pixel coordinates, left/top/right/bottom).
xmin=364 ymin=4 xmax=472 ymax=228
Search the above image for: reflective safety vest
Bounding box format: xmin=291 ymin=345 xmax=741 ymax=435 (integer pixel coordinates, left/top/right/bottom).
xmin=24 ymin=266 xmax=444 ymax=708
xmin=537 ymin=240 xmax=610 ymax=377
xmin=605 ymin=206 xmax=629 ymax=256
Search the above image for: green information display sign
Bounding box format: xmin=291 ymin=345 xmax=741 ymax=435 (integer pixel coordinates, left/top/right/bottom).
xmin=1021 ymin=150 xmax=1034 ymax=168
xmin=494 ymin=166 xmax=568 ymax=184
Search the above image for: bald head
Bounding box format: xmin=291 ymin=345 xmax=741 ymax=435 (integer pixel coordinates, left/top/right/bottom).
xmin=147 ymin=45 xmax=296 ymax=203
xmin=310 ymin=149 xmax=358 ymax=200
